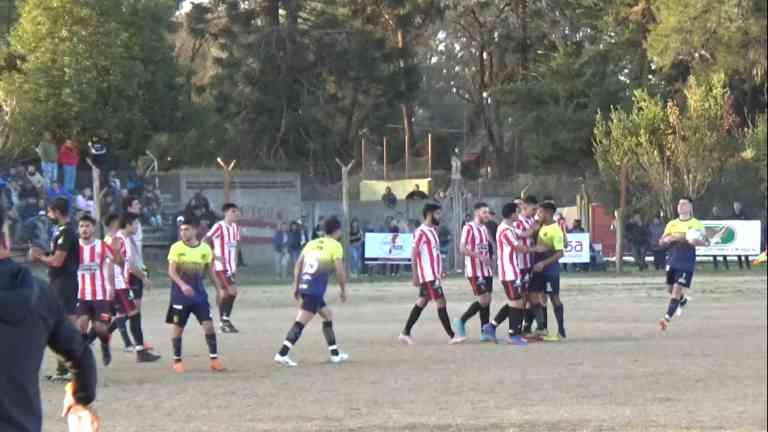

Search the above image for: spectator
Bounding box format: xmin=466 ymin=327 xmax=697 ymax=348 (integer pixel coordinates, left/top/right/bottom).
xmin=186 ymin=189 xmax=211 ymax=217
xmin=297 ymin=218 xmax=310 ymax=248
xmin=58 ymin=139 xmax=80 ymax=193
xmin=312 ymin=216 xmax=326 ymax=240
xmin=142 ymin=185 xmax=162 ymax=229
xmin=25 ymin=165 xmax=45 ymax=193
xmin=388 ymin=218 xmax=400 ymax=276
xmin=433 ymin=189 xmax=447 ymax=202
xmin=405 ymin=184 xmax=429 ymax=200
xmin=46 ymin=181 xmax=70 ymax=203
xmin=625 ymin=213 xmax=650 ymax=271
xmin=438 ymin=224 xmax=452 ymax=258
xmin=272 ymin=223 xmax=290 ymax=279
xmin=75 ymin=187 xmax=96 ymax=218
xmin=107 ymin=171 xmax=122 ymax=213
xmin=3 ymin=179 xmax=20 ymax=212
xmin=126 ymin=164 xmax=145 ymax=196
xmin=14 ymin=197 xmax=41 ymax=243
xmin=730 ymin=201 xmax=751 ymax=269
xmin=648 ymin=216 xmax=666 ymax=270
xmin=37 ymin=132 xmax=58 ymax=187
xmin=710 ymin=205 xmax=729 ymax=270
xmin=569 ymin=219 xmax=586 ymax=233
xmin=350 ymin=219 xmax=362 ymax=277
xmin=381 ymin=186 xmax=398 ymax=208
xmin=287 ymin=221 xmax=303 ymax=268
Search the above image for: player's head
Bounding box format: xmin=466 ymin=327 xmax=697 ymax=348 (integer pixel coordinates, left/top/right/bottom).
xmin=78 ymin=215 xmax=97 ymax=241
xmin=47 ymin=197 xmax=70 ymax=223
xmin=678 ymin=196 xmax=693 ymax=219
xmin=222 ymin=203 xmax=239 ymax=223
xmin=324 ymin=216 xmax=342 ymax=240
xmin=537 ymin=201 xmax=557 ymax=223
xmin=119 ymin=212 xmax=140 ymax=235
xmin=423 ymin=203 xmax=442 ymax=225
xmin=473 ymin=202 xmax=490 ymax=223
xmin=179 ymin=215 xmax=200 ymax=242
xmin=502 ymin=202 xmax=518 ymax=221
xmin=105 ymin=213 xmax=120 ymax=232
xmin=123 ymin=195 xmax=142 ymax=215
xmin=521 ymin=195 xmax=538 ymax=217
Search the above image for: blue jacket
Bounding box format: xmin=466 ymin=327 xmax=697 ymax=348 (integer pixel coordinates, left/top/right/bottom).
xmin=272 ymin=231 xmax=289 ymax=253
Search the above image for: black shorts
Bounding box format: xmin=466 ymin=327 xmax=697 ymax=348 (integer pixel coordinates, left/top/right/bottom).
xmin=468 ymin=276 xmax=493 ymax=296
xmin=502 ymin=280 xmax=523 ymax=301
xmin=530 ymin=272 xmax=561 ymax=295
xmin=129 ymin=276 xmax=144 ymax=300
xmin=50 ymin=277 xmax=78 ymax=316
xmin=419 ymin=281 xmax=445 ymax=301
xmin=75 ymin=300 xmax=112 ymax=324
xmin=165 ymin=302 xmax=212 ymax=327
xmin=666 ymin=268 xmax=694 ymax=288
xmin=112 ymin=289 xmax=137 ymax=315
xmin=300 ymin=294 xmax=327 ymax=314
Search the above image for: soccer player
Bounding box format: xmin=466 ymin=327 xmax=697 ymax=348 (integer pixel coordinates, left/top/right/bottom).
xmin=513 ymin=195 xmax=545 ymax=336
xmin=123 ymin=196 xmax=150 ymax=314
xmin=274 ymin=216 xmax=349 ymax=367
xmin=399 ymin=204 xmax=465 ymax=346
xmin=106 ymin=213 xmax=161 ymax=363
xmin=73 ymin=215 xmax=115 ymax=366
xmin=166 ymin=216 xmax=224 ymax=373
xmin=29 ymin=197 xmax=80 ymax=382
xmin=204 ymin=203 xmax=242 ymax=333
xmin=658 ymin=197 xmax=708 ymax=331
xmin=482 ymin=202 xmax=531 ymax=345
xmin=455 ymin=202 xmax=494 ymax=341
xmin=530 ymin=201 xmax=567 ymax=341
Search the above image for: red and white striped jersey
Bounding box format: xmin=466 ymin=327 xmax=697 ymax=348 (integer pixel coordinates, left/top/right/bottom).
xmin=77 ymin=239 xmax=114 ymax=301
xmin=462 ymin=221 xmax=492 ymax=278
xmin=513 ymin=216 xmax=536 ymax=269
xmin=107 ymin=233 xmax=128 ymax=290
xmin=496 ymin=222 xmax=522 ymax=282
xmin=116 ymin=230 xmax=137 ymax=284
xmin=413 ymin=224 xmax=442 ymax=284
xmin=206 ymin=221 xmax=241 ymax=274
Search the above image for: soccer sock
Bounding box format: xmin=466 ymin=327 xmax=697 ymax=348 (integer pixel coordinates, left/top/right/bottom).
xmin=219 ymin=302 xmax=226 ymax=320
xmin=279 ymin=321 xmax=305 ymax=356
xmin=205 ymin=333 xmax=219 ymax=359
xmin=85 ymin=328 xmax=98 ymax=344
xmin=56 ymin=358 xmax=69 ymax=376
xmin=225 ymin=294 xmax=237 ymax=319
xmin=322 ymin=321 xmax=340 ymax=357
xmin=542 ymin=305 xmax=548 ymax=330
xmin=491 ymin=304 xmax=510 ymax=327
xmin=534 ymin=305 xmax=546 ymax=330
xmin=116 ymin=316 xmax=132 ymax=348
xmin=479 ymin=304 xmax=490 ymax=326
xmin=128 ymin=314 xmax=145 ymax=349
xmin=679 ymin=296 xmax=688 ymax=308
xmin=554 ymin=304 xmax=565 ymax=335
xmin=437 ymin=306 xmax=455 ymax=339
xmin=523 ymin=308 xmax=535 ymax=331
xmin=665 ymin=298 xmax=680 ymax=320
xmin=172 ymin=337 xmax=182 ymax=361
xmin=508 ymin=307 xmax=524 ymax=336
xmin=460 ymin=301 xmax=481 ymax=323
xmin=403 ymin=304 xmax=424 ymax=336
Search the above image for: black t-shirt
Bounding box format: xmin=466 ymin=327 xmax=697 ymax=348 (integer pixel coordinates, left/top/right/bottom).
xmin=48 ymin=223 xmax=79 ymax=281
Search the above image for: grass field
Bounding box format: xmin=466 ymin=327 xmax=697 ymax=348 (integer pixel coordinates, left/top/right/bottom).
xmin=40 ymin=270 xmax=767 ymax=432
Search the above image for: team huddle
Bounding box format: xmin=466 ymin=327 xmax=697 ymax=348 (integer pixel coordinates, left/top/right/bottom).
xmin=27 ymin=193 xmax=707 ymax=378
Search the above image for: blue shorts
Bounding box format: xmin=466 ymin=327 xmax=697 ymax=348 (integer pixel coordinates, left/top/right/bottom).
xmin=300 ymin=294 xmax=327 ymax=314
xmin=165 ymin=302 xmax=212 ymax=327
xmin=530 ymin=272 xmax=560 ymax=295
xmin=666 ymin=268 xmax=694 ymax=288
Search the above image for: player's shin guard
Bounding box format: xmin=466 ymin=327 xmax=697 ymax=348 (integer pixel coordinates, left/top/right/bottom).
xmin=279 ymin=321 xmax=305 ymax=356
xmin=403 ymin=304 xmax=424 ymax=336
xmin=437 ymin=306 xmax=455 ymax=338
xmin=479 ymin=304 xmax=490 ymax=326
xmin=460 ymin=301 xmax=481 ymax=323
xmin=128 ymin=314 xmax=145 ymax=349
xmin=205 ymin=333 xmax=219 ymax=359
xmin=172 ymin=336 xmax=182 ymax=361
xmin=322 ymin=321 xmax=339 ymax=357
xmin=508 ymin=307 xmax=524 ymax=336
xmin=541 ymin=305 xmax=548 ymax=330
xmin=491 ymin=304 xmax=510 ymax=327
xmin=665 ymin=298 xmax=680 ymax=321
xmin=554 ymin=304 xmax=565 ymax=336
xmin=534 ymin=304 xmax=546 ymax=330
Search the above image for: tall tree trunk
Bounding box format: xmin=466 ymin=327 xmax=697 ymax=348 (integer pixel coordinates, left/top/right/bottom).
xmin=263 ymin=0 xmax=279 ymax=27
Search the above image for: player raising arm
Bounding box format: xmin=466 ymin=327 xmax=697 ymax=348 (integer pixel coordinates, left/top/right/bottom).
xmin=274 ymin=216 xmax=349 ymax=367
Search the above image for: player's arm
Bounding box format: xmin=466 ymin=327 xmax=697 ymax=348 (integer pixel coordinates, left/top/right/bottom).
xmin=533 ymin=233 xmax=565 ymax=272
xmin=110 ymin=236 xmax=124 ymax=268
xmin=205 ymin=259 xmax=220 ymax=292
xmin=168 ymin=260 xmax=194 ymax=297
xmin=35 ymin=249 xmax=67 ymax=268
xmin=660 ymin=222 xmax=683 ymax=246
xmin=292 ymin=252 xmax=304 ymax=299
xmin=411 ymin=234 xmax=421 ymax=286
xmin=460 ymin=227 xmax=478 ymax=257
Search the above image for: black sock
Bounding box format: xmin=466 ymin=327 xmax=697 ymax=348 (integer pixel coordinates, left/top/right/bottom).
xmin=492 ymin=304 xmax=510 ymax=327
xmin=479 ymin=304 xmax=490 ymax=326
xmin=542 ymin=305 xmax=548 ymax=330
xmin=172 ymin=336 xmax=182 ymax=361
xmin=534 ymin=305 xmax=545 ymax=330
xmin=322 ymin=321 xmax=339 ymax=356
xmin=205 ymin=333 xmax=218 ymax=359
xmin=523 ymin=308 xmax=535 ymax=331
xmin=85 ymin=328 xmax=98 ymax=344
xmin=56 ymin=358 xmax=69 ymax=375
xmin=460 ymin=301 xmax=482 ymax=323
xmin=554 ymin=304 xmax=565 ymax=335
xmin=219 ymin=301 xmax=226 ymax=320
xmin=403 ymin=304 xmax=424 ymax=336
xmin=508 ymin=307 xmax=524 ymax=336
xmin=116 ymin=316 xmax=132 ymax=348
xmin=279 ymin=321 xmax=305 ymax=356
xmin=128 ymin=314 xmax=145 ymax=348
xmin=679 ymin=296 xmax=688 ymax=308
xmin=666 ymin=298 xmax=680 ymax=320
xmin=437 ymin=306 xmax=455 ymax=338
xmin=225 ymin=295 xmax=237 ymax=319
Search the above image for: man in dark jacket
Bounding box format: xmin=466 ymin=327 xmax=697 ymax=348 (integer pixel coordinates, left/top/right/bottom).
xmin=0 ymin=210 xmax=98 ymax=432
xmin=625 ymin=213 xmax=650 ymax=271
xmin=730 ymin=201 xmax=752 ymax=269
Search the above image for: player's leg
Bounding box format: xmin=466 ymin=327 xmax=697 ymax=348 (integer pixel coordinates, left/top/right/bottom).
xmin=122 ymin=295 xmax=161 ymax=362
xmin=110 ymin=290 xmax=134 ymax=351
xmin=660 ymin=269 xmax=691 ymax=330
xmin=435 ymin=295 xmax=463 ymax=344
xmin=456 ymin=277 xmax=485 ymax=338
xmin=198 ymin=306 xmax=224 ymax=371
xmin=275 ymin=297 xmax=317 ymax=366
xmin=92 ymin=302 xmax=113 ymax=366
xmin=318 ymin=306 xmax=348 ymax=363
xmin=130 ymin=277 xmax=144 ymax=313
xmin=217 ymin=272 xmax=239 ymax=333
xmin=400 ymin=292 xmax=429 ymax=345
xmin=483 ymin=281 xmax=518 ymax=344
xmin=547 ymin=276 xmax=566 ymax=339
xmin=477 ymin=277 xmax=493 ymax=341
xmin=166 ymin=304 xmax=190 ymax=372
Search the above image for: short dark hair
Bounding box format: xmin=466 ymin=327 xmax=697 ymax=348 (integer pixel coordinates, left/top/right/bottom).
xmin=122 ymin=195 xmax=139 ymax=211
xmin=119 ymin=212 xmax=139 ymax=229
xmin=222 ymin=203 xmax=238 ymax=213
xmin=324 ymin=216 xmax=342 ymax=235
xmin=78 ymin=215 xmax=97 ymax=226
xmin=180 ymin=214 xmax=200 ymax=228
xmin=474 ymin=202 xmax=488 ymax=211
xmin=48 ymin=197 xmax=70 ymax=216
xmin=502 ymin=202 xmax=518 ymax=218
xmin=423 ymin=203 xmax=441 ymax=219
xmin=539 ymin=201 xmax=557 ymax=213
xmin=105 ymin=213 xmax=120 ymax=226
xmin=680 ymin=196 xmax=694 ymax=205
xmin=523 ymin=195 xmax=538 ymax=205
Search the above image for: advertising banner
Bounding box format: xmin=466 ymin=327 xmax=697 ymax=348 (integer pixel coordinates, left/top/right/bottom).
xmin=364 ymin=233 xmax=414 ymax=264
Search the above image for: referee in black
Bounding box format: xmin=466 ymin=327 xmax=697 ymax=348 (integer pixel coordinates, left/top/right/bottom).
xmin=1 ymin=208 xmax=97 ymax=432
xmin=28 ymin=197 xmax=80 ymax=381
